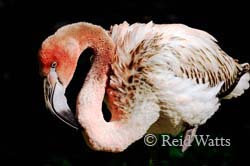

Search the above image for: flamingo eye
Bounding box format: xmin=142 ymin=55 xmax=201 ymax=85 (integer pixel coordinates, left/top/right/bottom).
xmin=51 ymin=62 xmax=57 ymax=68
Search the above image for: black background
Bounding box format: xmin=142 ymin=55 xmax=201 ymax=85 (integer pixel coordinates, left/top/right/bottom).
xmin=1 ymin=0 xmax=249 ymax=165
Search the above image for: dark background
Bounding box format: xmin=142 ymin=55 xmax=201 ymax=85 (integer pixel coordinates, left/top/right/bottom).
xmin=1 ymin=0 xmax=249 ymax=165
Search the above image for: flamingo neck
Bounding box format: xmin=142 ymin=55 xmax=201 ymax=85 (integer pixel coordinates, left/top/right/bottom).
xmin=73 ymin=23 xmax=159 ymax=152
xmin=76 ymin=66 xmax=160 ymax=152
xmin=68 ymin=23 xmax=130 ymax=152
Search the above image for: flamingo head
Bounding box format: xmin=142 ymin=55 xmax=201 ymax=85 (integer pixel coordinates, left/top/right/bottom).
xmin=39 ymin=35 xmax=80 ymax=87
xmin=38 ymin=32 xmax=81 ymax=129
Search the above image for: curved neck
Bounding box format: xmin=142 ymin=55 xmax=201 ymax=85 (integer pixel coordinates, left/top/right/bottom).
xmin=72 ymin=23 xmax=114 ymax=79
xmin=73 ymin=23 xmax=159 ymax=152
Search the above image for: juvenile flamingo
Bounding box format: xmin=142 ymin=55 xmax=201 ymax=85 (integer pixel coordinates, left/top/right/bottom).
xmin=39 ymin=22 xmax=250 ymax=152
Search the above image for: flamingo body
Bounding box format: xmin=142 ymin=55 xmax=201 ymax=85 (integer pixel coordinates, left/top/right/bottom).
xmin=107 ymin=22 xmax=250 ymax=135
xmin=39 ymin=21 xmax=250 ymax=152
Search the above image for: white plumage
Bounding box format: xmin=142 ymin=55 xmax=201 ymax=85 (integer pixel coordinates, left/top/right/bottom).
xmin=107 ymin=21 xmax=250 ymax=136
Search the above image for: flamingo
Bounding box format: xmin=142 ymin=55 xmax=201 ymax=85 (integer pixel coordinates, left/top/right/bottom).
xmin=39 ymin=21 xmax=250 ymax=152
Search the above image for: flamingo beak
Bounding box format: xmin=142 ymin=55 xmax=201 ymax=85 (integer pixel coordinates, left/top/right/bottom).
xmin=43 ymin=62 xmax=80 ymax=130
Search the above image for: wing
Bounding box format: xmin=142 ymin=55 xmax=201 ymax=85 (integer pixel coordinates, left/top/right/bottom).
xmin=152 ymin=23 xmax=245 ymax=97
xmin=110 ymin=22 xmax=244 ymax=97
xmin=109 ymin=21 xmax=249 ymax=128
xmin=148 ymin=23 xmax=249 ymax=127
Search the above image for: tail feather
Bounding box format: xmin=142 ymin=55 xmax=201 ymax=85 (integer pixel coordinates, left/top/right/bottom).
xmin=242 ymin=63 xmax=250 ymax=72
xmin=223 ymin=63 xmax=250 ymax=99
